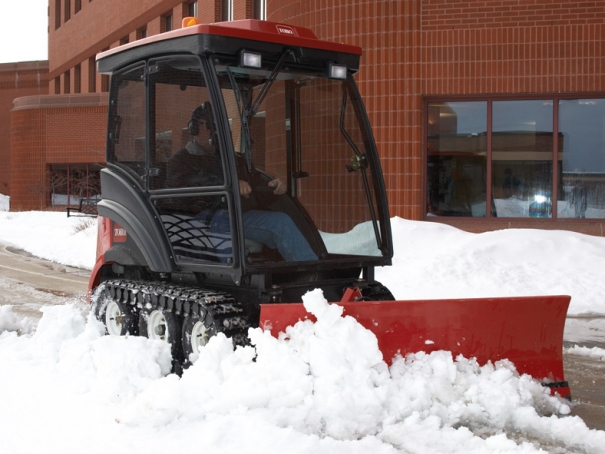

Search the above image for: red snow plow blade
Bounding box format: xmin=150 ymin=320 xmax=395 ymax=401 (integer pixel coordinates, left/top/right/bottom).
xmin=260 ymin=292 xmax=571 ymax=399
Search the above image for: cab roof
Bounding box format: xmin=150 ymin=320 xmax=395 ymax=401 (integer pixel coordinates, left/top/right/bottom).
xmin=97 ymin=19 xmax=362 ymax=74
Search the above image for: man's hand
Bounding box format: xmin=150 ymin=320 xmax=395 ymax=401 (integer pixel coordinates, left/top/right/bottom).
xmin=239 ymin=180 xmax=252 ymax=198
xmin=268 ymin=178 xmax=286 ymax=195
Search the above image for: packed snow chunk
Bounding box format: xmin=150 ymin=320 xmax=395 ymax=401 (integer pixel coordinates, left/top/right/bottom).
xmin=32 ymin=304 xmax=88 ymax=358
xmin=18 ymin=305 xmax=172 ymax=399
xmin=385 ymin=350 xmax=571 ymax=445
xmin=293 ymin=289 xmax=391 ymax=439
xmin=120 ymin=290 xmax=392 ymax=440
xmin=118 ymin=333 xmax=254 ymax=427
xmin=300 ymin=288 xmax=385 ymax=369
xmin=88 ymin=335 xmax=173 ymax=401
xmin=0 ymin=306 xmax=34 ymax=334
xmin=565 ymin=344 xmax=605 ymax=361
xmin=0 ymin=193 xmax=9 ymax=211
xmin=379 ymin=413 xmax=544 ymax=454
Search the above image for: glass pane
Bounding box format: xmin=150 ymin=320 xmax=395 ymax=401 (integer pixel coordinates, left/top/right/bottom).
xmin=216 ymin=62 xmax=386 ymax=262
xmin=69 ymin=165 xmax=101 ymax=200
xmin=108 ymin=64 xmax=146 ymax=179
xmin=426 ymin=101 xmax=487 ymax=217
xmin=150 ymin=57 xmax=232 ymax=265
xmin=297 ymin=79 xmax=381 ymax=255
xmin=150 ymin=57 xmax=221 ymax=191
xmin=49 ymin=165 xmax=69 ymax=205
xmin=492 ymin=100 xmax=553 ymax=218
xmin=558 ymin=99 xmax=605 ymax=218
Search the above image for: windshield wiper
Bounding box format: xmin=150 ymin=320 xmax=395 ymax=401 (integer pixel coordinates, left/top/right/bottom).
xmin=338 ymin=84 xmax=382 ymax=250
xmin=226 ymin=49 xmax=293 ymax=171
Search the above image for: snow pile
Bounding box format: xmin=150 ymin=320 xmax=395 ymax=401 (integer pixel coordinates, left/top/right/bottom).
xmin=0 ymin=305 xmax=33 ymax=334
xmin=0 ymin=211 xmax=96 ymax=269
xmin=1 ymin=291 xmax=604 ymax=453
xmin=378 ymin=218 xmax=605 ymax=315
xmin=2 ymin=211 xmax=605 ymax=451
xmin=565 ymin=345 xmax=605 ymax=361
xmin=0 ymin=193 xmax=8 ymax=211
xmin=2 ymin=212 xmax=605 ymax=315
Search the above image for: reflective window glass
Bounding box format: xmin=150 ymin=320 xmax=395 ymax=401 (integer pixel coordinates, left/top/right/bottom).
xmin=558 ymin=99 xmax=605 ymax=219
xmin=427 ymin=101 xmax=487 ymax=217
xmin=108 ymin=64 xmax=146 ymax=180
xmin=492 ymin=100 xmax=553 ymax=218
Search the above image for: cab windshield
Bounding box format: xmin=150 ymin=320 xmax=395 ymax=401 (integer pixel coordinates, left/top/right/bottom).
xmin=215 ymin=60 xmax=386 ymax=261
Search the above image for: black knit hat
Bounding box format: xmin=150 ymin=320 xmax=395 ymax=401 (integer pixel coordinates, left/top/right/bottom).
xmin=188 ymin=101 xmax=213 ymax=136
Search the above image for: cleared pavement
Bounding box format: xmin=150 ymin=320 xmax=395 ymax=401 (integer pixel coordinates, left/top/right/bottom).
xmin=0 ymin=243 xmax=89 ymax=319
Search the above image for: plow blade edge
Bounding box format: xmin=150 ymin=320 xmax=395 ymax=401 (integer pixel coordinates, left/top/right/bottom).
xmin=260 ymin=295 xmax=571 ymax=398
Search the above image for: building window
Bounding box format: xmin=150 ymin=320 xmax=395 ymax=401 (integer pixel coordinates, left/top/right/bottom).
xmin=75 ymin=0 xmax=81 ymax=13
xmin=100 ymin=48 xmax=109 ymax=92
xmin=222 ymin=0 xmax=233 ymax=21
xmin=186 ymin=0 xmax=197 ymax=18
xmin=74 ymin=64 xmax=81 ymax=93
xmin=49 ymin=164 xmax=102 ymax=206
xmin=64 ymin=70 xmax=71 ymax=94
xmin=136 ymin=27 xmax=147 ymax=40
xmin=254 ymin=0 xmax=266 ymax=20
xmin=101 ymin=74 xmax=109 ymax=93
xmin=426 ymin=96 xmax=605 ymax=219
xmin=558 ymin=99 xmax=605 ymax=219
xmin=88 ymin=56 xmax=96 ymax=92
xmin=54 ymin=76 xmax=61 ymax=94
xmin=119 ymin=35 xmax=129 ymax=46
xmin=162 ymin=13 xmax=173 ymax=32
xmin=65 ymin=0 xmax=71 ymax=22
xmin=427 ymin=101 xmax=487 ymax=217
xmin=55 ymin=0 xmax=61 ymax=30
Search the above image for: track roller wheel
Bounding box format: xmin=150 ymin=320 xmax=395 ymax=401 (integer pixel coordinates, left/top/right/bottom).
xmin=182 ymin=314 xmax=217 ymax=363
xmin=139 ymin=308 xmax=183 ymax=370
xmin=94 ymin=288 xmax=138 ymax=336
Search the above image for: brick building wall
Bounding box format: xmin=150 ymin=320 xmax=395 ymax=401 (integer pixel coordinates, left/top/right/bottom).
xmin=0 ymin=61 xmax=48 ymax=195
xmin=10 ymin=94 xmax=107 ymax=211
xmin=269 ymin=0 xmax=605 ymax=234
xmin=420 ymin=1 xmax=605 ymax=234
xmin=422 ymin=0 xmax=605 ymax=29
xmin=5 ymin=0 xmax=605 ymax=234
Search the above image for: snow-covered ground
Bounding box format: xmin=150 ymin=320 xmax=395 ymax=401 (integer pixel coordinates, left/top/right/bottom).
xmin=1 ymin=209 xmax=605 ymax=453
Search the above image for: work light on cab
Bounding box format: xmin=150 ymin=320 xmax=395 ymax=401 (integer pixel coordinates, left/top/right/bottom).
xmin=328 ymin=63 xmax=347 ymax=79
xmin=240 ymin=51 xmax=262 ymax=69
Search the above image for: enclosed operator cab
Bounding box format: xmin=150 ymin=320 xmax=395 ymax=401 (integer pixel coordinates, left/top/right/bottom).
xmin=94 ymin=19 xmax=393 ymax=304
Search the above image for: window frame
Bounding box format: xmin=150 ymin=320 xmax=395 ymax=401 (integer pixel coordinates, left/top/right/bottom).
xmin=423 ymin=93 xmax=605 ymax=221
xmin=162 ymin=13 xmax=173 ymax=32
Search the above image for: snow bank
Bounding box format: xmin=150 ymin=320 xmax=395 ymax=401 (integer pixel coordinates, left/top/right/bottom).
xmin=377 ymin=217 xmax=605 ymax=315
xmin=0 ymin=305 xmax=34 ymax=334
xmin=2 ymin=211 xmax=605 ymax=314
xmin=565 ymin=345 xmax=605 ymax=361
xmin=0 ymin=193 xmax=9 ymax=211
xmin=2 ymin=291 xmax=604 ymax=453
xmin=0 ymin=211 xmax=96 ymax=269
xmin=2 ymin=211 xmax=605 ymax=451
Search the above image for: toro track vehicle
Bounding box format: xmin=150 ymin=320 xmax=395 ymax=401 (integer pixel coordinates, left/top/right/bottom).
xmin=89 ymin=18 xmax=571 ymax=397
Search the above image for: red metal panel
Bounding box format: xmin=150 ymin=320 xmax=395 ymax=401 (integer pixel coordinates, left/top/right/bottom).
xmin=260 ymin=295 xmax=571 ymax=398
xmin=98 ymin=20 xmax=362 ymax=61
xmin=87 ymin=216 xmax=112 ymax=297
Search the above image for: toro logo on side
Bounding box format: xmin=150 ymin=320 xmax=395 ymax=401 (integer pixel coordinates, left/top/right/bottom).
xmin=276 ymin=25 xmax=296 ymax=36
xmin=113 ymin=223 xmax=127 ymax=243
